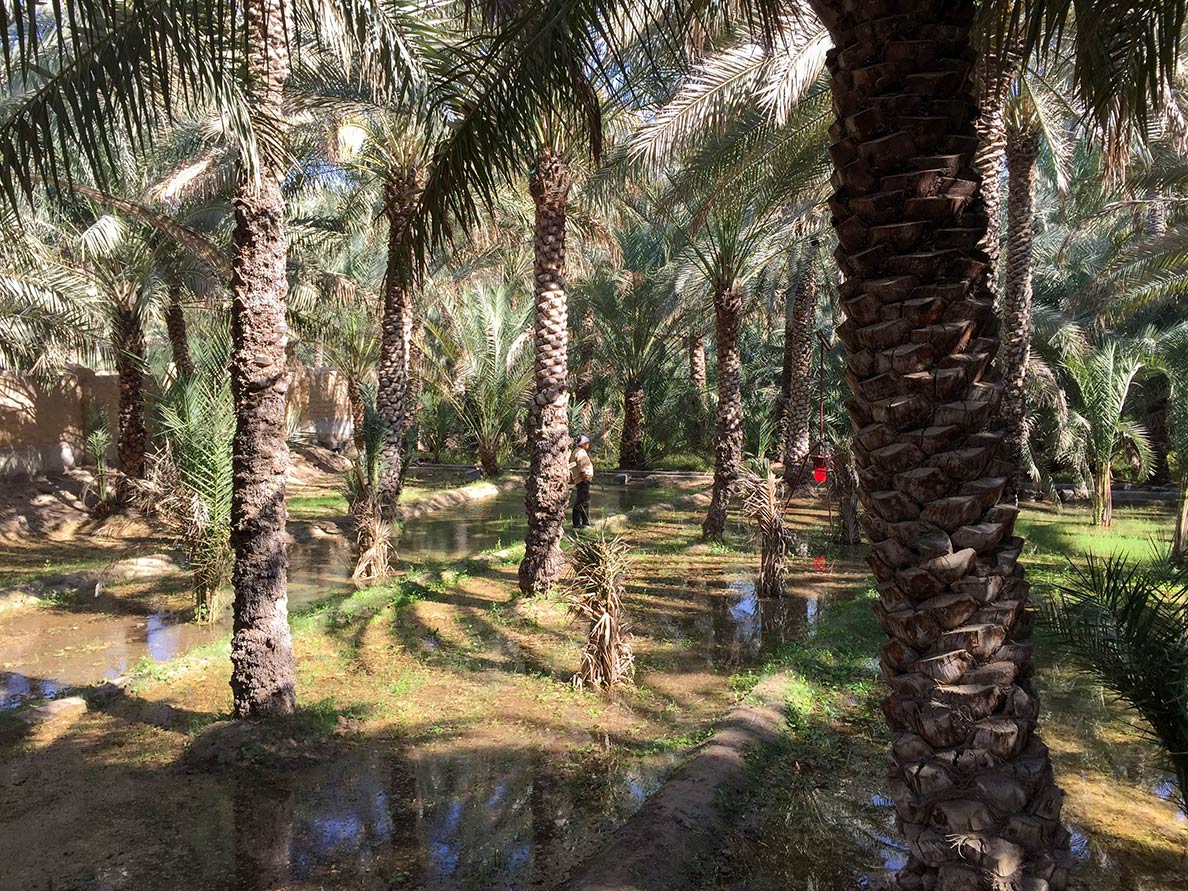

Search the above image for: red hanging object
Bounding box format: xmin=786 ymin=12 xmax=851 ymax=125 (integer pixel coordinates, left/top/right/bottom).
xmin=812 ymin=456 xmax=828 ymax=483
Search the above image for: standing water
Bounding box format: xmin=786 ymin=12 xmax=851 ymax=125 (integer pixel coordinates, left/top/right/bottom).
xmin=0 ymin=482 xmax=673 ymax=708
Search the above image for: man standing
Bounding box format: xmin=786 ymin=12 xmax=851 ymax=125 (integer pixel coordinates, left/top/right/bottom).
xmin=570 ymin=434 xmax=594 ymax=528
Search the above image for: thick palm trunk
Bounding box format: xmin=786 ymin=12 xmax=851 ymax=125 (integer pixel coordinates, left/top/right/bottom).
xmin=377 ymin=170 xmax=421 ymax=511
xmin=813 ymin=2 xmax=1069 ymax=887
xmin=619 ymin=379 xmax=645 ymax=469
xmin=228 ymin=0 xmax=296 ymax=719
xmin=1001 ymin=125 xmax=1040 ymax=501
xmin=164 ymin=279 xmax=193 ymax=379
xmin=780 ymin=259 xmax=817 ymax=484
xmin=110 ymin=300 xmax=147 ymax=480
xmin=518 ymin=148 xmax=573 ymax=595
xmin=702 ymin=283 xmax=743 ymax=541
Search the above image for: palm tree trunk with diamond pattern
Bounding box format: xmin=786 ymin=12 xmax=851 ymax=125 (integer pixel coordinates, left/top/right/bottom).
xmin=1001 ymin=124 xmax=1040 ymax=501
xmin=811 ymin=1 xmax=1070 ymax=887
xmin=781 ymin=259 xmax=818 ymax=484
xmin=519 ymin=148 xmax=573 ymax=595
xmin=377 ymin=169 xmax=421 ymax=511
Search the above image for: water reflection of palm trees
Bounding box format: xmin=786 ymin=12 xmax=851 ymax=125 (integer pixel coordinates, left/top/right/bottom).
xmin=698 ymin=575 xmax=819 ymax=667
xmin=225 ymin=744 xmax=677 ymax=890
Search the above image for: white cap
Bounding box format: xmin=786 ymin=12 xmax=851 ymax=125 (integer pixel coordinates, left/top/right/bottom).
xmin=577 ymin=435 xmax=591 ymax=447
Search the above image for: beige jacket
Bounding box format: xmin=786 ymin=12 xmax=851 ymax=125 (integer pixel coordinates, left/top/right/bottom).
xmin=570 ymin=446 xmax=594 ymax=484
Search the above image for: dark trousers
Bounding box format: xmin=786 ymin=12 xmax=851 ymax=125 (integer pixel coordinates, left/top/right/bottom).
xmin=572 ymin=481 xmax=591 ymax=527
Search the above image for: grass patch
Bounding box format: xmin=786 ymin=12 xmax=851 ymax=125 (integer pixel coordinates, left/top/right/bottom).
xmin=287 ymin=493 xmax=349 ymax=519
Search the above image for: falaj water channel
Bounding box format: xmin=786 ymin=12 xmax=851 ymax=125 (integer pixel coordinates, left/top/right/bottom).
xmin=1 ymin=475 xmax=1185 ymax=890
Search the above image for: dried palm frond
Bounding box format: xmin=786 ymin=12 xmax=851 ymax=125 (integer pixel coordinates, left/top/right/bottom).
xmin=565 ymin=533 xmax=634 ymax=692
xmin=137 ymin=442 xmax=232 ymax=622
xmin=740 ymin=463 xmax=791 ymax=598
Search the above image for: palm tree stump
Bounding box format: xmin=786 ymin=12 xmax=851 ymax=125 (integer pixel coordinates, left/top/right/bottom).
xmin=813 ymin=1 xmax=1070 ymax=887
xmin=519 ymin=148 xmax=573 ymax=595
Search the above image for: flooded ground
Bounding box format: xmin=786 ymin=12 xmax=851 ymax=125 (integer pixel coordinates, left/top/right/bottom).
xmin=1 ymin=488 xmax=1185 ymax=890
xmin=0 ymin=482 xmax=673 ymax=709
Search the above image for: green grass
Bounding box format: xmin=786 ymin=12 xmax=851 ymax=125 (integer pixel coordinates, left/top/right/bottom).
xmin=652 ymin=453 xmax=711 ymax=472
xmin=287 ymin=493 xmax=349 ymax=519
xmin=1018 ymin=503 xmax=1174 ymax=561
xmin=1016 ymin=502 xmax=1176 ymax=592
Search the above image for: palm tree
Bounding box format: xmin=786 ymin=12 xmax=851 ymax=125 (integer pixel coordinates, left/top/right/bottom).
xmin=519 ymin=145 xmax=576 ymax=594
xmin=1046 ymin=554 xmax=1188 ymax=810
xmin=322 ymin=306 xmax=381 ymax=454
xmin=688 ymin=206 xmax=786 ymax=542
xmin=809 ymin=0 xmax=1185 ymax=884
xmin=810 ymin=2 xmax=1071 ymax=886
xmin=997 ymin=49 xmax=1079 ymax=500
xmin=424 ymin=283 xmax=532 ymax=477
xmin=138 ymin=327 xmax=235 ymax=619
xmin=344 ymin=385 xmax=393 ymax=585
xmin=780 ymin=242 xmax=819 ymax=484
xmin=1162 ymin=329 xmax=1188 ymax=562
xmin=1064 ymin=341 xmax=1153 ymax=527
xmin=225 ymin=0 xmax=298 ymax=718
xmin=577 ymin=218 xmax=683 ymax=470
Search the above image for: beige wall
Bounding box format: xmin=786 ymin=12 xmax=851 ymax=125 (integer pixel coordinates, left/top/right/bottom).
xmin=1 ymin=365 xmax=354 ymax=478
xmin=0 ymin=370 xmax=119 ymax=477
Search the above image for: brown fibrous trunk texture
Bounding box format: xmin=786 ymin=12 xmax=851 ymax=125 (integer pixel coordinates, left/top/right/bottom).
xmin=228 ymin=0 xmax=296 ymax=720
xmin=1146 ymin=186 xmax=1168 ymax=238
xmin=702 ymin=283 xmax=743 ymax=541
xmin=1000 ymin=125 xmax=1040 ymax=502
xmin=164 ymin=279 xmax=194 ymax=379
xmin=349 ymin=383 xmax=365 ymax=455
xmin=758 ymin=520 xmax=787 ymax=599
xmin=519 ymin=148 xmax=574 ymax=596
xmin=814 ymin=1 xmax=1070 ymax=887
xmin=1095 ymin=463 xmax=1114 ymax=528
xmin=619 ymin=380 xmax=645 ymax=470
xmin=407 ymin=316 xmax=425 ymax=452
xmin=781 ymin=260 xmax=818 ymax=484
xmin=688 ymin=334 xmax=707 ymax=392
xmin=111 ymin=299 xmax=148 ymax=481
xmin=377 ymin=168 xmax=422 ymax=513
xmin=972 ymin=24 xmax=1018 ymax=272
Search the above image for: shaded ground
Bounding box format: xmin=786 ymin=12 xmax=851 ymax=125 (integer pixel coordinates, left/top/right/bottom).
xmin=0 ymin=484 xmax=1184 ymax=890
